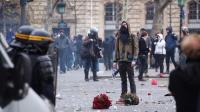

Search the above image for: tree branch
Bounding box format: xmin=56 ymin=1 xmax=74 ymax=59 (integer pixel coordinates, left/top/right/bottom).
xmin=76 ymin=0 xmax=87 ymax=10
xmin=49 ymin=0 xmax=59 ymax=17
xmin=159 ymin=0 xmax=172 ymax=11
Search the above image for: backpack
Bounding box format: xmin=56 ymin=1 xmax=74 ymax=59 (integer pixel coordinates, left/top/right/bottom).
xmin=80 ymin=45 xmax=94 ymax=59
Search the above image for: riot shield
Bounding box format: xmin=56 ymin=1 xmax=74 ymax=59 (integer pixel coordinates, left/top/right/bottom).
xmin=0 ymin=35 xmax=13 ymax=69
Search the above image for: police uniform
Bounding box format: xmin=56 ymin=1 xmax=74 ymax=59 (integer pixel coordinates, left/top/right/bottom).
xmin=11 ymin=26 xmax=55 ymax=105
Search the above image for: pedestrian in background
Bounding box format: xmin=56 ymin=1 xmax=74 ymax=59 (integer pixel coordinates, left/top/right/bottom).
xmin=151 ymin=34 xmax=159 ymax=72
xmin=103 ymin=36 xmax=113 ymax=71
xmin=179 ymin=27 xmax=189 ymax=65
xmin=81 ymin=28 xmax=102 ymax=81
xmin=169 ymin=34 xmax=200 ymax=112
xmin=73 ymin=34 xmax=83 ymax=69
xmin=54 ymin=30 xmax=68 ymax=74
xmin=139 ymin=28 xmax=151 ymax=76
xmin=154 ymin=33 xmax=166 ymax=77
xmin=6 ymin=28 xmax=14 ymax=44
xmin=113 ymin=21 xmax=137 ymax=99
xmin=165 ymin=27 xmax=177 ymax=74
xmin=66 ymin=37 xmax=74 ymax=71
xmin=138 ymin=31 xmax=149 ymax=81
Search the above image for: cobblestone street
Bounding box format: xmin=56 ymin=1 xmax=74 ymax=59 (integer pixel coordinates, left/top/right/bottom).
xmin=55 ymin=64 xmax=176 ymax=112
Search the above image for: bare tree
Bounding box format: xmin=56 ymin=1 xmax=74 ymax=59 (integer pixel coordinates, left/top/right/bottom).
xmin=69 ymin=0 xmax=87 ymax=35
xmin=151 ymin=0 xmax=172 ymax=35
xmin=44 ymin=0 xmax=59 ymax=30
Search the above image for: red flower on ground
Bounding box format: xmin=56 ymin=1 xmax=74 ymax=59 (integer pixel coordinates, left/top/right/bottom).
xmin=92 ymin=94 xmax=112 ymax=109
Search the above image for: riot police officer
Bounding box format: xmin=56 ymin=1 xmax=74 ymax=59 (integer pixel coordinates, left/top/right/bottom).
xmin=0 ymin=30 xmax=54 ymax=112
xmin=81 ymin=28 xmax=102 ymax=81
xmin=9 ymin=26 xmax=55 ymax=105
xmin=28 ymin=29 xmax=55 ymax=105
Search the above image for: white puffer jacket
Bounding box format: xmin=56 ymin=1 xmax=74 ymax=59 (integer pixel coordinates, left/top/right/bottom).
xmin=155 ymin=34 xmax=166 ymax=55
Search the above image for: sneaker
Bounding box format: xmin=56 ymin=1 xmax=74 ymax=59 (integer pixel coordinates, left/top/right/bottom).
xmin=138 ymin=78 xmax=146 ymax=81
xmin=60 ymin=71 xmax=65 ymax=74
xmin=165 ymin=71 xmax=169 ymax=74
xmin=85 ymin=79 xmax=89 ymax=82
xmin=155 ymin=68 xmax=158 ymax=72
xmin=160 ymin=73 xmax=165 ymax=78
xmin=144 ymin=73 xmax=150 ymax=78
xmin=93 ymin=79 xmax=99 ymax=81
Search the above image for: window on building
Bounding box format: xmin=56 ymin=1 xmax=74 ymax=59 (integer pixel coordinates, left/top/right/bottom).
xmin=105 ymin=3 xmax=113 ymax=21
xmin=188 ymin=1 xmax=198 ymax=20
xmin=105 ymin=2 xmax=122 ymax=21
xmin=146 ymin=1 xmax=155 ymax=21
xmin=145 ymin=1 xmax=155 ymax=31
xmin=188 ymin=1 xmax=200 ymax=34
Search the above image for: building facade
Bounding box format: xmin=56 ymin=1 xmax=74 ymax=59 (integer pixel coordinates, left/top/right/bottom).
xmin=4 ymin=0 xmax=199 ymax=38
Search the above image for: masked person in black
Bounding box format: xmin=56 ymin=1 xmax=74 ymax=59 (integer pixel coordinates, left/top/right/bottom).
xmin=165 ymin=27 xmax=178 ymax=74
xmin=81 ymin=28 xmax=102 ymax=81
xmin=113 ymin=21 xmax=139 ymax=104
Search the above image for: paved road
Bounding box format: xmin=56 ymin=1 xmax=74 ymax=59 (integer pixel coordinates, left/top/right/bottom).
xmin=55 ymin=64 xmax=176 ymax=112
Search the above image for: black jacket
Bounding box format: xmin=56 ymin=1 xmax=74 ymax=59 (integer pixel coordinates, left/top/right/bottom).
xmin=169 ymin=59 xmax=200 ymax=112
xmin=138 ymin=37 xmax=149 ymax=55
xmin=31 ymin=55 xmax=55 ymax=104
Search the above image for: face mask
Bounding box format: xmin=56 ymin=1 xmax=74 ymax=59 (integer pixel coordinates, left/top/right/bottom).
xmin=120 ymin=25 xmax=128 ymax=33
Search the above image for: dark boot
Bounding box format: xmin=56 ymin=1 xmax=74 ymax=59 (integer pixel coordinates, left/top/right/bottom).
xmin=84 ymin=69 xmax=89 ymax=81
xmin=93 ymin=71 xmax=99 ymax=81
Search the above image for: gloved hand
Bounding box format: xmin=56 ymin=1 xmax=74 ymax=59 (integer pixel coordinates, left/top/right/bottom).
xmin=113 ymin=63 xmax=117 ymax=69
xmin=131 ymin=61 xmax=136 ymax=67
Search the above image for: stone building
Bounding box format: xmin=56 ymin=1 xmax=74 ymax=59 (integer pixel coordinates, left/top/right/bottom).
xmin=1 ymin=0 xmax=199 ymax=38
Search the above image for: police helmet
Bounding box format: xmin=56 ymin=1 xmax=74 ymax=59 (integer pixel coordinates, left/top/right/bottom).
xmin=10 ymin=26 xmax=35 ymax=48
xmin=29 ymin=29 xmax=53 ymax=46
xmin=15 ymin=25 xmax=35 ymax=43
xmin=88 ymin=27 xmax=98 ymax=39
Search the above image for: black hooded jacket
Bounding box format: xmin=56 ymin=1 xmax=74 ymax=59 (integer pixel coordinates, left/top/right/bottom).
xmin=169 ymin=59 xmax=200 ymax=112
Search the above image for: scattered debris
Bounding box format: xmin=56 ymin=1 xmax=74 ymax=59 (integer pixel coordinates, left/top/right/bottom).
xmin=151 ymin=79 xmax=158 ymax=85
xmin=113 ymin=105 xmax=118 ymax=110
xmin=140 ymin=83 xmax=145 ymax=86
xmin=158 ymin=85 xmax=167 ymax=87
xmin=74 ymin=107 xmax=82 ymax=112
xmin=56 ymin=93 xmax=62 ymax=99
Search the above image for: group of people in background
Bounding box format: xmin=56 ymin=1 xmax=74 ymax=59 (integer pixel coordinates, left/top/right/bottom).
xmin=53 ymin=22 xmax=191 ymax=83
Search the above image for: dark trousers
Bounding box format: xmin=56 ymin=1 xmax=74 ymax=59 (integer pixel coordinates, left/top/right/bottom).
xmin=138 ymin=55 xmax=148 ymax=79
xmin=83 ymin=57 xmax=98 ymax=80
xmin=103 ymin=54 xmax=112 ymax=70
xmin=166 ymin=49 xmax=177 ymax=72
xmin=58 ymin=48 xmax=67 ymax=72
xmin=156 ymin=54 xmax=165 ymax=73
xmin=118 ymin=62 xmax=136 ymax=95
xmin=74 ymin=53 xmax=82 ymax=68
xmin=154 ymin=54 xmax=159 ymax=70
